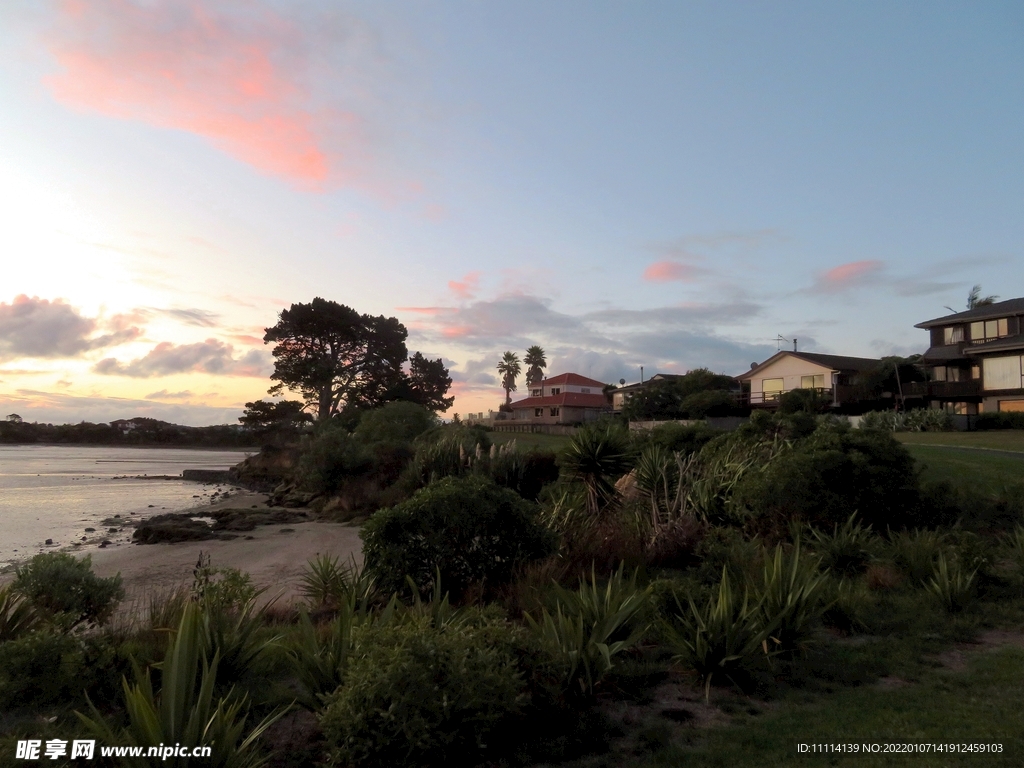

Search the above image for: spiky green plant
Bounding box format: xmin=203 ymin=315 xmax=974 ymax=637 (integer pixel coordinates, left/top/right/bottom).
xmin=758 ymin=542 xmax=831 ymax=654
xmin=77 ymin=602 xmax=286 ymax=768
xmin=926 ymin=551 xmax=977 ymax=613
xmin=563 ymin=425 xmax=632 ymax=516
xmin=807 ymin=513 xmax=875 ymax=577
xmin=663 ymin=566 xmax=777 ymax=701
xmin=889 ymin=529 xmax=946 ymax=584
xmin=1001 ymin=525 xmax=1024 ymax=591
xmin=0 ymin=585 xmax=39 ymax=641
xmin=289 ymin=606 xmax=357 ymax=711
xmin=525 ymin=564 xmax=650 ymax=697
xmin=299 ymin=554 xmax=376 ymax=611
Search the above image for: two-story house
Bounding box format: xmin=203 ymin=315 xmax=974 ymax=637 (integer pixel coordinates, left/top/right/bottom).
xmin=736 ymin=351 xmax=883 ymax=410
xmin=509 ymin=372 xmax=611 ymax=425
xmin=911 ymin=297 xmax=1024 ymax=414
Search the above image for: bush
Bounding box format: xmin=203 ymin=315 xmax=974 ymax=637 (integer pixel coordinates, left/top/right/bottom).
xmin=807 ymin=514 xmax=876 ymax=577
xmin=926 ymin=552 xmax=977 ymax=613
xmin=889 ymin=529 xmax=946 ymax=584
xmin=13 ymin=553 xmax=124 ymax=630
xmin=353 ymin=401 xmax=438 ymax=444
xmin=0 ymin=631 xmax=84 ymax=709
xmin=297 ymin=426 xmax=374 ymax=495
xmin=361 ymin=476 xmax=557 ymax=598
xmin=757 ymin=542 xmax=831 ymax=654
xmin=319 ymin=615 xmax=527 ymax=768
xmin=639 ymin=422 xmax=719 ymax=457
xmin=0 ymin=585 xmax=39 ymax=641
xmin=733 ymin=422 xmax=921 ymax=534
xmin=859 ymin=409 xmax=954 ymax=432
xmin=975 ymin=411 xmax=1024 ymax=430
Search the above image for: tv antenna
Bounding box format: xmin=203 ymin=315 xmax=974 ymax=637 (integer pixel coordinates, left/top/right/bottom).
xmin=774 ymin=335 xmax=798 ymax=352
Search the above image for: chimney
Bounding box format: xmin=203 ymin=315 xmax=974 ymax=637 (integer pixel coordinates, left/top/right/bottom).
xmin=793 ymin=338 xmax=798 ymax=352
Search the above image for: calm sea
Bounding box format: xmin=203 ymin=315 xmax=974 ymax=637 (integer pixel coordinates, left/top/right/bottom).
xmin=0 ymin=445 xmax=250 ymax=569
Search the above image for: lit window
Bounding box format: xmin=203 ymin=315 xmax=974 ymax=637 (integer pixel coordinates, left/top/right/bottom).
xmin=762 ymin=378 xmax=784 ymax=401
xmin=971 ymin=366 xmax=981 ymax=380
xmin=944 ymin=326 xmax=964 ymax=345
xmin=800 ymin=374 xmax=825 ymax=389
xmin=971 ymin=318 xmax=1009 ymax=343
xmin=933 ymin=366 xmax=946 ymax=382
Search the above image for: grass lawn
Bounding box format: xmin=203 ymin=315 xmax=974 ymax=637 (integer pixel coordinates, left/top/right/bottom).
xmin=621 ymin=644 xmax=1024 ymax=768
xmin=900 ymin=443 xmax=1024 ymax=496
xmin=895 ymin=430 xmax=1024 ymax=453
xmin=490 ymin=431 xmax=572 ymax=452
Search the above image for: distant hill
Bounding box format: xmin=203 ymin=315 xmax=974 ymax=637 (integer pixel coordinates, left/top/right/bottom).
xmin=0 ymin=416 xmax=256 ymax=448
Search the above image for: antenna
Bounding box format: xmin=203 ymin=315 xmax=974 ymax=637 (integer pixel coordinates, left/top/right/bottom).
xmin=774 ymin=334 xmax=791 ymax=351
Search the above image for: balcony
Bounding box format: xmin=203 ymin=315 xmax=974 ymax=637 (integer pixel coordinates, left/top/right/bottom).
xmin=740 ymin=387 xmax=834 ymax=406
xmin=903 ymin=380 xmax=982 ymax=399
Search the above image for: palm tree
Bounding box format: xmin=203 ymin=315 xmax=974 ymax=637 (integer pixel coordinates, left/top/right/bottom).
xmin=967 ymin=285 xmax=998 ymax=309
xmin=496 ymin=351 xmax=521 ymax=407
xmin=524 ymin=345 xmax=547 ymax=389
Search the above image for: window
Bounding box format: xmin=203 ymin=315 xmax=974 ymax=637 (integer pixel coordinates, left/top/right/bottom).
xmin=999 ymin=400 xmax=1024 ymax=412
xmin=550 ymin=387 xmax=561 ymax=395
xmin=581 ymin=388 xmax=590 ymax=393
xmin=943 ymin=402 xmax=970 ymax=415
xmin=531 ymin=389 xmax=542 ymax=397
xmin=800 ymin=374 xmax=825 ymax=389
xmin=534 ymin=408 xmax=543 ymax=417
xmin=762 ymin=378 xmax=784 ymax=400
xmin=549 ymin=407 xmax=560 ymax=417
xmin=947 ymin=367 xmax=962 ymax=382
xmin=971 ymin=365 xmax=981 ymax=380
xmin=982 ymin=355 xmax=1024 ymax=390
xmin=933 ymin=366 xmax=946 ymax=382
xmin=943 ymin=326 xmax=964 ymax=345
xmin=970 ymin=318 xmax=1009 ymax=343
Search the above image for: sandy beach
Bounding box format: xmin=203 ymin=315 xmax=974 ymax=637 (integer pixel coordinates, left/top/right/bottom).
xmin=5 ymin=489 xmax=364 ymax=607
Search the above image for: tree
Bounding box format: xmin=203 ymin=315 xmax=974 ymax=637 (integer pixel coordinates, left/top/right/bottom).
xmin=967 ymin=284 xmax=998 ymax=309
xmin=496 ymin=351 xmax=521 ymax=407
xmin=402 ymin=352 xmax=455 ymax=412
xmin=621 ymin=369 xmax=738 ymax=421
xmin=524 ymin=345 xmax=547 ymax=388
xmin=239 ymin=399 xmax=312 ymax=442
xmin=264 ymin=299 xmax=409 ymax=421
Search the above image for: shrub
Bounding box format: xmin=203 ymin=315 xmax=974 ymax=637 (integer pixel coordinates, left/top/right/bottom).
xmin=733 ymin=423 xmax=921 ymax=534
xmin=319 ymin=616 xmax=527 ymax=768
xmin=526 ymin=565 xmax=651 ymax=698
xmin=889 ymin=529 xmax=946 ymax=584
xmin=562 ymin=425 xmax=633 ymax=515
xmin=757 ymin=541 xmax=831 ymax=654
xmin=925 ymin=552 xmax=977 ymax=613
xmin=77 ymin=602 xmax=285 ymax=768
xmin=975 ymin=411 xmax=1024 ymax=430
xmin=637 ymin=422 xmax=719 ymax=457
xmin=353 ymin=401 xmax=437 ymax=444
xmin=297 ymin=427 xmax=374 ymax=495
xmin=0 ymin=585 xmax=39 ymax=641
xmin=807 ymin=513 xmax=876 ymax=577
xmin=0 ymin=630 xmax=84 ymax=709
xmin=13 ymin=553 xmax=124 ymax=630
xmin=662 ymin=567 xmax=775 ymax=701
xmin=299 ymin=554 xmax=376 ymax=611
xmin=414 ymin=434 xmax=472 ymax=484
xmin=821 ymin=578 xmax=873 ymax=634
xmin=859 ymin=409 xmax=954 ymax=432
xmin=361 ymin=476 xmax=556 ymax=598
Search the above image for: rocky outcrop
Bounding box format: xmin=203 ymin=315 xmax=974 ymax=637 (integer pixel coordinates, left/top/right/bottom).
xmin=228 ymin=444 xmax=301 ymax=491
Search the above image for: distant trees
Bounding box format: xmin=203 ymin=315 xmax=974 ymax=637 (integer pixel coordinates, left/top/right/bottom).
xmin=621 ymin=369 xmax=740 ymax=421
xmin=263 ymin=298 xmax=453 ymax=421
xmin=496 ymin=352 xmax=521 ymax=407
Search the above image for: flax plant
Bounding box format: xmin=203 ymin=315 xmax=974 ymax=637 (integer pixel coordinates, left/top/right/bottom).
xmin=758 ymin=541 xmax=831 ymax=654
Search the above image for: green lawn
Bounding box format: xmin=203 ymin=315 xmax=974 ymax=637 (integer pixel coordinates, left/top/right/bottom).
xmin=900 ymin=444 xmax=1024 ymax=496
xmin=633 ymin=645 xmax=1024 ymax=768
xmin=489 ymin=431 xmax=573 ymax=452
xmin=895 ymin=431 xmax=1024 ymax=453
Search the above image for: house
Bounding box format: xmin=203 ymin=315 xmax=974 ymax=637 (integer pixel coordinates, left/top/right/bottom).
xmin=509 ymin=373 xmax=611 ymax=425
xmin=909 ymin=298 xmax=1024 ymax=414
xmin=736 ymin=351 xmax=882 ymax=410
xmin=609 ymin=373 xmax=690 ymax=413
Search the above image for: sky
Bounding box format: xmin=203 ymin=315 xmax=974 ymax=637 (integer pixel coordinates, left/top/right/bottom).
xmin=1 ymin=0 xmax=1022 ymax=425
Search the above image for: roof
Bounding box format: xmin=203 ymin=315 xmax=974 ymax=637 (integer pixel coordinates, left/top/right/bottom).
xmin=510 ymin=392 xmax=611 ymax=409
xmin=539 ymin=372 xmax=607 ymax=388
xmin=921 ymin=345 xmax=969 ymax=363
xmin=737 ymin=351 xmax=881 ymax=381
xmin=964 ymin=334 xmax=1024 ymax=356
xmin=915 ymin=297 xmax=1024 ymax=329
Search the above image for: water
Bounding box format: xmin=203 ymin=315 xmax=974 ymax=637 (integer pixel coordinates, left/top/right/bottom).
xmin=0 ymin=445 xmax=251 ymax=568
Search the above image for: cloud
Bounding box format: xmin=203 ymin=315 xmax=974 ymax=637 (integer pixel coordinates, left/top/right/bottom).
xmin=0 ymin=295 xmax=141 ymax=361
xmin=145 ymin=389 xmax=195 ymax=400
xmin=95 ymin=339 xmax=270 ymax=377
xmin=642 ymin=260 xmax=704 ymax=283
xmin=153 ymin=308 xmax=222 ymax=327
xmin=0 ymin=389 xmax=243 ymax=427
xmin=810 ymin=260 xmax=884 ymax=293
xmin=43 ymin=0 xmax=406 ymax=193
xmin=448 ymin=272 xmax=481 ymax=299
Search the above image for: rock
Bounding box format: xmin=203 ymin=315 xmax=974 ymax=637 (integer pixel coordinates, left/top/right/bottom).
xmin=45 ymin=538 xmax=53 ymax=545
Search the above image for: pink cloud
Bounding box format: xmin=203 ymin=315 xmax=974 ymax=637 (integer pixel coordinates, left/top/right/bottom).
xmin=448 ymin=272 xmax=481 ymax=299
xmin=814 ymin=260 xmax=884 ymax=293
xmin=42 ymin=1 xmax=392 ymax=192
xmin=441 ymin=325 xmax=473 ymax=338
xmin=642 ymin=260 xmax=701 ymax=283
